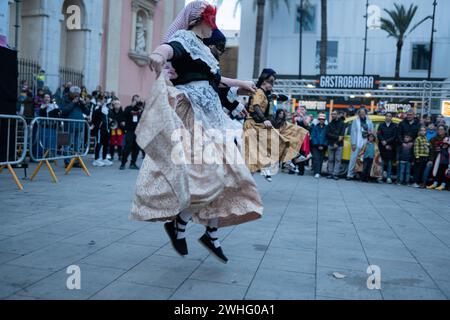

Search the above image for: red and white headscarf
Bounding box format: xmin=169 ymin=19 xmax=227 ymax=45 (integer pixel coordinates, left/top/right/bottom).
xmin=163 ymin=0 xmax=217 ymax=43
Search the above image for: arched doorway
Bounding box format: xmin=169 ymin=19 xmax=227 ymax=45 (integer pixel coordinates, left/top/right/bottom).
xmin=60 ymin=0 xmax=86 ymax=86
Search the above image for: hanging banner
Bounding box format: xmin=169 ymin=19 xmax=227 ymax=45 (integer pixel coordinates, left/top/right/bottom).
xmin=318 ymin=75 xmax=380 ymax=90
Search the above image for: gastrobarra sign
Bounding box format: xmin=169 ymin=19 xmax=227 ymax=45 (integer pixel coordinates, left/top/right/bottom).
xmin=318 ymin=75 xmax=380 ymax=90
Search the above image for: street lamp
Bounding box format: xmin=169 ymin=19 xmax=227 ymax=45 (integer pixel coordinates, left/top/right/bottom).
xmin=298 ymin=0 xmax=304 ymax=79
xmin=14 ymin=0 xmax=21 ymax=50
xmin=362 ymin=0 xmax=369 ymax=75
xmin=427 ymin=0 xmax=437 ymax=80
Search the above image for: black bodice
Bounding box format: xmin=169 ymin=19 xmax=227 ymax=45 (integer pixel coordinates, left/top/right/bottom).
xmin=167 ymin=41 xmax=221 ymax=92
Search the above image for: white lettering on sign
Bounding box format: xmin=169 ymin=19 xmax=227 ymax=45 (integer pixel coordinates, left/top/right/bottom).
xmin=319 ymin=75 xmax=377 ymax=89
xmin=298 ymin=101 xmax=327 ymax=110
xmin=385 ymin=104 xmax=412 ymax=112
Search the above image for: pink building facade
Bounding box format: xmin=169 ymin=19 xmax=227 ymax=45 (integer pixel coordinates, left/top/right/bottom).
xmin=101 ymin=0 xmax=185 ymax=105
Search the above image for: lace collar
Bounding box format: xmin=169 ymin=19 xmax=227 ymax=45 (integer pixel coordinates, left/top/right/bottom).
xmin=169 ymin=30 xmax=219 ymax=74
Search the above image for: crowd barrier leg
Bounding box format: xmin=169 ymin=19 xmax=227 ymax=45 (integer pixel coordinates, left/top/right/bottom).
xmin=65 ymin=156 xmax=91 ymax=177
xmin=29 ymin=150 xmax=59 ymax=183
xmin=6 ymin=164 xmax=24 ymax=191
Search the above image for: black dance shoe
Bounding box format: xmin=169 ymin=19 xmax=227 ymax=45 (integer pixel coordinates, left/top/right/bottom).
xmin=199 ymin=233 xmax=228 ymax=264
xmin=164 ymin=222 xmax=188 ymax=256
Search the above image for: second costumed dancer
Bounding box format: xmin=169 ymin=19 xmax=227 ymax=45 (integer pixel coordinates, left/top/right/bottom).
xmin=130 ymin=1 xmax=263 ymax=263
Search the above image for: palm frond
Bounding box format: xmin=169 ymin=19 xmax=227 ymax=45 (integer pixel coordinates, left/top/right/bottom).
xmin=407 ymin=15 xmax=431 ymax=36
xmin=380 ymin=18 xmax=398 ymax=38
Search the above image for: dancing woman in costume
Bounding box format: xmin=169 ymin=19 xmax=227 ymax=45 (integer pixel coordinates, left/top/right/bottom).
xmin=243 ymin=69 xmax=290 ymax=182
xmin=270 ymin=109 xmax=309 ymax=174
xmin=131 ymin=1 xmax=263 ymax=263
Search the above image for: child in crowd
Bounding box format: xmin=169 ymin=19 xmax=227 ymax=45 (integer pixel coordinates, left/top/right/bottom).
xmin=427 ymin=137 xmax=450 ymax=191
xmin=426 ymin=123 xmax=437 ymax=142
xmin=109 ymin=100 xmax=125 ymax=161
xmin=412 ymin=126 xmax=430 ymax=188
xmin=397 ymin=134 xmax=414 ymax=185
xmin=357 ymin=133 xmax=382 ymax=182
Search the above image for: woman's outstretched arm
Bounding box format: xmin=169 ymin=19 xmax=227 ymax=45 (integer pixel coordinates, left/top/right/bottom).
xmin=149 ymin=44 xmax=174 ymax=74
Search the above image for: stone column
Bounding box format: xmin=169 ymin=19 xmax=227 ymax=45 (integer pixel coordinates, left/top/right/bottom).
xmin=0 ymin=0 xmax=9 ymax=42
xmin=130 ymin=3 xmax=137 ymax=51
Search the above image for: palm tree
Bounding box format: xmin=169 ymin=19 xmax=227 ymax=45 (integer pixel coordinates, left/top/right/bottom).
xmin=319 ymin=0 xmax=327 ymax=74
xmin=380 ymin=3 xmax=430 ymax=79
xmin=236 ymin=0 xmax=290 ymax=79
xmin=296 ymin=0 xmax=313 ymax=78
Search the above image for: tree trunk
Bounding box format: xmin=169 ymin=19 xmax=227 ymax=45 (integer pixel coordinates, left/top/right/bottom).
xmin=253 ymin=0 xmax=266 ymax=79
xmin=320 ymin=0 xmax=328 ymax=74
xmin=395 ymin=39 xmax=403 ymax=79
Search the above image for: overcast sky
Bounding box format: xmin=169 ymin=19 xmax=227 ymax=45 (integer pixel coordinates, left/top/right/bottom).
xmin=185 ymin=0 xmax=241 ymax=30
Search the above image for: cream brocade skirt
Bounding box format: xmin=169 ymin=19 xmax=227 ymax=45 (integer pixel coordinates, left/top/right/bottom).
xmin=130 ymin=75 xmax=263 ymax=228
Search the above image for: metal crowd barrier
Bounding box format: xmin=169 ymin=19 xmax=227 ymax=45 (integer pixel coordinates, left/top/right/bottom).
xmin=29 ymin=117 xmax=91 ymax=182
xmin=0 ymin=115 xmax=28 ymax=190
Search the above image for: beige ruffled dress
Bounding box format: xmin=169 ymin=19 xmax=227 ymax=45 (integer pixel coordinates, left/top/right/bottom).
xmin=130 ymin=31 xmax=263 ymax=228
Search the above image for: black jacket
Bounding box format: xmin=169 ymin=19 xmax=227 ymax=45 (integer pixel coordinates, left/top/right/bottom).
xmin=397 ymin=118 xmax=421 ymax=144
xmin=325 ymin=119 xmax=345 ymax=146
xmin=123 ymin=105 xmax=143 ymax=132
xmin=110 ymin=109 xmax=125 ymax=130
xmin=92 ymin=105 xmax=110 ymax=132
xmin=377 ymin=122 xmax=398 ymax=160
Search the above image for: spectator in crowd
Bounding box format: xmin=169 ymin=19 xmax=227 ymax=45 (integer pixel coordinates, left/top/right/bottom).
xmin=83 ymin=95 xmax=96 ymax=122
xmin=36 ymin=69 xmax=46 ymax=90
xmin=347 ymin=108 xmax=374 ymax=180
xmin=294 ymin=106 xmax=311 ymax=131
xmin=110 ymin=91 xmax=119 ymax=100
xmin=326 ymin=110 xmax=345 ymax=180
xmin=436 ymin=115 xmax=446 ymax=126
xmin=412 ymin=126 xmax=430 ymax=188
xmin=427 ymin=137 xmax=450 ymax=191
xmin=397 ymin=134 xmax=414 ymax=185
xmin=311 ymin=113 xmax=328 ymax=178
xmin=39 ymin=94 xmax=61 ymax=118
xmin=17 ymin=84 xmax=34 ymax=120
xmin=377 ymin=112 xmax=398 ymax=184
xmin=109 ymin=99 xmax=125 ymax=161
xmin=92 ymin=95 xmax=113 ymax=167
xmin=54 ymin=83 xmax=67 ymax=106
xmin=33 ymin=88 xmax=45 ymax=116
xmin=398 ymin=110 xmax=421 ymax=150
xmin=422 ymin=114 xmax=432 ymax=127
xmin=61 ymin=86 xmax=90 ymax=167
xmin=435 ymin=116 xmax=448 ymax=133
xmin=423 ymin=125 xmax=448 ymax=186
xmin=63 ymin=81 xmax=72 ymax=97
xmin=356 ymin=133 xmax=381 ymax=182
xmin=81 ymin=86 xmax=89 ymax=100
xmin=426 ymin=123 xmax=437 ymax=142
xmin=36 ymin=94 xmax=62 ymax=158
xmin=120 ymin=95 xmax=143 ymax=170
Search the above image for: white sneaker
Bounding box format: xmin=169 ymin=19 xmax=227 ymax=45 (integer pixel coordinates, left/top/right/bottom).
xmin=106 ymin=154 xmax=112 ymax=160
xmin=314 ymin=174 xmax=320 ymax=179
xmin=101 ymin=159 xmax=113 ymax=166
xmin=386 ymin=178 xmax=392 ymax=184
xmin=411 ymin=183 xmax=420 ymax=188
xmin=288 ymin=161 xmax=296 ymax=171
xmin=93 ymin=159 xmax=105 ymax=167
